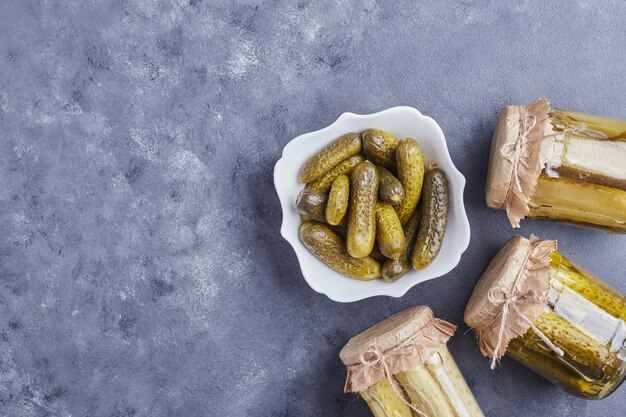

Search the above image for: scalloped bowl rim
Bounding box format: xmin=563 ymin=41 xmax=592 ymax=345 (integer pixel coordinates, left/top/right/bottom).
xmin=274 ymin=106 xmax=470 ymax=302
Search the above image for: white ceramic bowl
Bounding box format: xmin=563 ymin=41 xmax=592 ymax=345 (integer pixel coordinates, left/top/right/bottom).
xmin=274 ymin=106 xmax=470 ymax=302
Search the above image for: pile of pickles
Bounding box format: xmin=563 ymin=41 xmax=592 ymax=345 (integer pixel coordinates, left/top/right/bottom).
xmin=295 ymin=129 xmax=450 ymax=281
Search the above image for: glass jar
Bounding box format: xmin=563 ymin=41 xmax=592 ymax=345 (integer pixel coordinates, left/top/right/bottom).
xmin=465 ymin=235 xmax=626 ymax=399
xmin=485 ymin=98 xmax=626 ymax=232
xmin=341 ymin=306 xmax=485 ymax=417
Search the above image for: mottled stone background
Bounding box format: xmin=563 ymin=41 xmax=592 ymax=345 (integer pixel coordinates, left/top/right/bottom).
xmin=0 ymin=1 xmax=625 ymax=416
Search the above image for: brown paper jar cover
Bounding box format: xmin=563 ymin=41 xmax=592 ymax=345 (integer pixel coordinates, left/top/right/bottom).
xmin=485 ymin=98 xmax=555 ymax=227
xmin=339 ymin=305 xmax=456 ymax=393
xmin=464 ymin=235 xmax=556 ymax=362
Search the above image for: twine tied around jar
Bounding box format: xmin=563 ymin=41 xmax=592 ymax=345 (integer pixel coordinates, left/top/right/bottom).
xmin=359 ymin=346 xmax=429 ymax=417
xmin=342 ymin=315 xmax=457 ymax=416
xmin=486 ymin=242 xmax=564 ymax=370
xmin=497 ymin=98 xmax=591 ymax=227
xmin=500 ymin=106 xmax=537 ymax=211
xmin=496 ymin=98 xmax=554 ymax=227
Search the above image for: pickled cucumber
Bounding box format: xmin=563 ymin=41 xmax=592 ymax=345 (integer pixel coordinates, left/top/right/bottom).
xmin=347 ymin=162 xmax=379 ymax=258
xmin=411 ymin=168 xmax=449 ymax=270
xmin=362 ymin=129 xmax=399 ymax=171
xmin=394 ymin=138 xmax=425 ymax=224
xmin=295 ymin=188 xmax=328 ymax=222
xmin=360 ymin=377 xmax=413 ymax=417
xmin=397 ymin=349 xmax=485 ymax=417
xmin=506 ymin=259 xmax=626 ymax=400
xmin=508 ymin=310 xmax=625 ymax=399
xmin=534 ymin=311 xmax=612 ymax=374
xmin=298 ymin=133 xmax=361 ymax=183
xmin=299 ymin=222 xmax=381 ymax=280
xmin=378 ymin=166 xmax=404 ymax=206
xmin=507 ymin=336 xmax=607 ymax=399
xmin=550 ymin=251 xmax=626 ymax=320
xmin=383 ymin=205 xmax=422 ymax=281
xmin=550 ymin=109 xmax=626 ymax=140
xmin=325 ymin=175 xmax=350 ymax=226
xmin=528 ymin=173 xmax=626 ymax=232
xmin=307 ymin=154 xmax=365 ymax=193
xmin=375 ymin=203 xmax=406 ymax=260
xmin=396 ymin=365 xmax=456 ymax=417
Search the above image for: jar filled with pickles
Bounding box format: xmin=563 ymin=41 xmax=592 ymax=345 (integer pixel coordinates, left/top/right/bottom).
xmin=485 ymin=98 xmax=626 ymax=232
xmin=464 ymin=235 xmax=626 ymax=399
xmin=340 ymin=306 xmax=485 ymax=416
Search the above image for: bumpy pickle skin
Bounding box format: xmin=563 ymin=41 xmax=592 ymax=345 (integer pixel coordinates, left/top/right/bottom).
xmin=528 ymin=173 xmax=626 ymax=232
xmin=375 ymin=203 xmax=406 ymax=260
xmin=347 ymin=162 xmax=379 ymax=258
xmin=396 ymin=349 xmax=485 ymax=417
xmin=550 ymin=109 xmax=626 ymax=140
xmin=382 ymin=206 xmax=422 ymax=281
xmin=362 ymin=129 xmax=399 ymax=171
xmin=507 ymin=336 xmax=608 ymax=399
xmin=326 ymin=175 xmax=350 ymax=226
xmin=360 ymin=377 xmax=413 ymax=417
xmin=506 ymin=259 xmax=626 ymax=400
xmin=307 ymin=154 xmax=365 ymax=193
xmin=550 ymin=251 xmax=626 ymax=320
xmin=533 ymin=311 xmax=614 ymax=374
xmin=298 ymin=222 xmax=381 ymax=280
xmin=298 ymin=133 xmax=362 ymax=183
xmin=508 ymin=313 xmax=625 ymax=400
xmin=411 ymin=168 xmax=449 ymax=270
xmin=396 ymin=366 xmax=456 ymax=417
xmin=394 ymin=138 xmax=425 ymax=224
xmin=295 ymin=188 xmax=328 ymax=222
xmin=378 ymin=166 xmax=405 ymax=206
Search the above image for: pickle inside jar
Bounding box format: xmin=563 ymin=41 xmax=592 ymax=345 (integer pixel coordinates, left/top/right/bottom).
xmin=548 ymin=133 xmax=626 ymax=192
xmin=528 ymin=174 xmax=626 ymax=232
xmin=506 ymin=253 xmax=626 ymax=399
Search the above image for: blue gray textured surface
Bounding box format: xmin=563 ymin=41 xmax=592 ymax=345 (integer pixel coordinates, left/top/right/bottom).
xmin=0 ymin=1 xmax=625 ymax=416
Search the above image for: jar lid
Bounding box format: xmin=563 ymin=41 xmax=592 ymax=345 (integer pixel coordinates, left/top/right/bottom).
xmin=485 ymin=98 xmax=555 ymax=228
xmin=464 ymin=235 xmax=556 ymax=367
xmin=339 ymin=305 xmax=456 ymax=392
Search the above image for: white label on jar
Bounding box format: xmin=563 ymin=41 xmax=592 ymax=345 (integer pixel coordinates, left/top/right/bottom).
xmin=548 ymin=279 xmax=626 ymax=357
xmin=425 ymin=352 xmax=472 ymax=417
xmin=561 ymin=134 xmax=626 ymax=180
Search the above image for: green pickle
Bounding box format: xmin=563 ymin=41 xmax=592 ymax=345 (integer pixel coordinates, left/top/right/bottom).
xmin=361 ymin=348 xmax=485 ymax=417
xmin=347 ymin=161 xmax=379 ymax=258
xmin=394 ymin=138 xmax=425 ymax=225
xmin=411 ymin=168 xmax=449 ymax=270
xmin=375 ymin=203 xmax=406 ymax=260
xmin=528 ymin=174 xmax=626 ymax=232
xmin=362 ymin=129 xmax=399 ymax=171
xmin=506 ymin=251 xmax=626 ymax=399
xmin=295 ymin=188 xmax=328 ymax=223
xmin=307 ymin=154 xmax=365 ymax=193
xmin=298 ymin=133 xmax=361 ymax=183
xmin=382 ymin=205 xmax=422 ymax=281
xmin=299 ymin=222 xmax=381 ymax=280
xmin=530 ymin=108 xmax=626 ymax=232
xmin=377 ymin=166 xmax=405 ymax=206
xmin=326 ymin=175 xmax=350 ymax=226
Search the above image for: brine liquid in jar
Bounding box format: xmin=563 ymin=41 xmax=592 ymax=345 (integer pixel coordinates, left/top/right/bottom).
xmin=507 ymin=251 xmax=626 ymax=399
xmin=528 ymin=108 xmax=626 ymax=232
xmin=486 ymin=98 xmax=626 ymax=231
xmin=341 ymin=306 xmax=485 ymax=417
xmin=361 ymin=347 xmax=484 ymax=417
